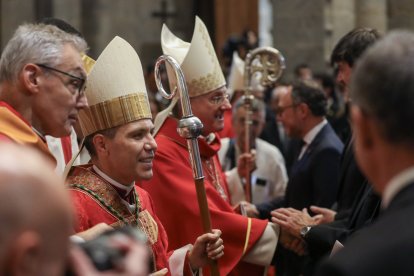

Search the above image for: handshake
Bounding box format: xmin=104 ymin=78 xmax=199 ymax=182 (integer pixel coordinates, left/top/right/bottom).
xmin=271 ymin=206 xmax=337 ymax=256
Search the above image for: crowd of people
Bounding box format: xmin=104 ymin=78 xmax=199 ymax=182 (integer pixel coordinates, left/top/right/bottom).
xmin=0 ymin=14 xmax=414 ymax=276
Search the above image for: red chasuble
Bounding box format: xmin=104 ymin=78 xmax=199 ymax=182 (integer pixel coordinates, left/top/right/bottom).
xmin=141 ymin=117 xmax=268 ymax=275
xmin=67 ymin=165 xmax=171 ymax=274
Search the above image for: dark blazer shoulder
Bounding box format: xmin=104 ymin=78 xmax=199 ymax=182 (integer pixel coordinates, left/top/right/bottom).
xmin=312 ymin=123 xmax=344 ymax=152
xmin=316 ymin=182 xmax=414 ymax=276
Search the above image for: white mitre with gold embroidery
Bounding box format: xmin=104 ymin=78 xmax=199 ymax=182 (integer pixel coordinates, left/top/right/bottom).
xmin=79 ymin=36 xmax=151 ymax=137
xmin=154 ymin=16 xmax=226 ymax=134
xmin=228 ymin=51 xmax=245 ymax=94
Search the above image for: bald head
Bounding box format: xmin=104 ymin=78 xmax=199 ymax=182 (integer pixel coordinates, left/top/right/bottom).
xmin=0 ymin=144 xmax=72 ymax=276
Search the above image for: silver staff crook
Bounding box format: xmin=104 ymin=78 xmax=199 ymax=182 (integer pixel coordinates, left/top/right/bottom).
xmin=154 ymin=55 xmax=220 ymax=276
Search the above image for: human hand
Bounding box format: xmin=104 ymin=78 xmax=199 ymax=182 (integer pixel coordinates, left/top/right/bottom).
xmin=271 ymin=208 xmax=315 ymax=238
xmin=279 ymin=230 xmax=306 ymax=256
xmin=310 ymin=205 xmax=337 ymax=225
xmin=76 ymin=223 xmax=113 ymax=241
xmin=237 ymin=150 xmax=257 ymax=177
xmin=239 ymin=201 xmax=259 ymax=218
xmin=188 ymin=229 xmax=224 ymax=270
xmin=69 ymin=234 xmax=150 ymax=276
xmin=149 ymin=268 xmax=169 ymax=276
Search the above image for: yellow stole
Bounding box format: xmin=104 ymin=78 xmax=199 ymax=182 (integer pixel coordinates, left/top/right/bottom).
xmin=0 ymin=105 xmax=56 ymax=165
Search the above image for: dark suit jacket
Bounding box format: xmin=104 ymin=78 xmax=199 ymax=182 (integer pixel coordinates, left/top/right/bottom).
xmin=257 ymin=123 xmax=343 ymax=219
xmin=316 ymin=182 xmax=414 ymax=276
xmin=305 ymin=183 xmax=381 ymax=261
xmin=335 ymin=139 xmax=367 ymax=217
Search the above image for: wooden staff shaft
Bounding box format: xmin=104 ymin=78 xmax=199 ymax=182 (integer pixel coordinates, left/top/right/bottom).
xmin=194 ymin=177 xmax=220 ymax=276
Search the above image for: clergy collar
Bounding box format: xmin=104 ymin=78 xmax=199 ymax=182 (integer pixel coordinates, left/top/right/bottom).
xmin=32 ymin=127 xmax=46 ymax=142
xmin=382 ymin=165 xmax=414 ymax=209
xmin=92 ymin=165 xmax=135 ymax=195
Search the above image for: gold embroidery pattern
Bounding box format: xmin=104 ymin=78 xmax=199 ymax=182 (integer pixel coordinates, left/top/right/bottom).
xmin=204 ymin=158 xmax=229 ymax=201
xmin=110 ymin=211 xmax=158 ymax=245
xmin=138 ymin=210 xmax=159 ymax=244
xmin=79 ymin=93 xmax=151 ymax=136
xmin=67 ymin=167 xmax=158 ymax=244
xmin=186 ymin=22 xmax=225 ymax=97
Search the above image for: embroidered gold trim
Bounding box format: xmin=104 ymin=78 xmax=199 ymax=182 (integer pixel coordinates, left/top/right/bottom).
xmin=79 ymin=93 xmax=151 ymax=136
xmin=243 ymin=218 xmax=252 ymax=255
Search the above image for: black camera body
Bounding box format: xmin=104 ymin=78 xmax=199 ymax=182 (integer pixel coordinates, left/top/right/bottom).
xmin=67 ymin=226 xmax=150 ymax=274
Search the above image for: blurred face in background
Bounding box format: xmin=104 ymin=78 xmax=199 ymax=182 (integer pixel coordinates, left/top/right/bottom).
xmin=335 ymin=61 xmax=352 ymax=102
xmin=233 ymin=105 xmax=265 ymax=149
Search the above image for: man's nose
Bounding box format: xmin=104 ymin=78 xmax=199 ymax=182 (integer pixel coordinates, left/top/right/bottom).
xmin=76 ymin=94 xmax=88 ymax=109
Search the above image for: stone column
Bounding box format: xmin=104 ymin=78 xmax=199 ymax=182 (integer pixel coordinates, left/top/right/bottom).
xmin=52 ymin=0 xmax=82 ymax=32
xmin=272 ymin=0 xmax=325 ymax=80
xmin=1 ymin=0 xmax=35 ymax=48
xmin=355 ymin=0 xmax=387 ymax=33
xmin=388 ymin=0 xmax=414 ymax=30
xmin=325 ymin=0 xmax=355 ymax=64
xmin=259 ymin=0 xmax=273 ymax=47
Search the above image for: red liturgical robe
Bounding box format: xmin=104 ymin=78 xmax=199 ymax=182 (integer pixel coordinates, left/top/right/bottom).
xmin=67 ymin=165 xmax=172 ymax=274
xmin=141 ymin=117 xmax=269 ymax=275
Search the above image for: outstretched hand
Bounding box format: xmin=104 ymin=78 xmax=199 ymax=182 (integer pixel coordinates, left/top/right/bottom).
xmin=188 ymin=229 xmax=224 ymax=270
xmin=310 ymin=205 xmax=337 ymax=225
xmin=271 ymin=208 xmax=315 ymax=238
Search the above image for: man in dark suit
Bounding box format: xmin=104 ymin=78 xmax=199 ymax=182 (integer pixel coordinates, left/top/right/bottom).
xmin=243 ymin=82 xmax=343 ymax=219
xmin=242 ymin=81 xmax=343 ymax=275
xmin=316 ymin=30 xmax=414 ymax=276
xmin=277 ymin=82 xmax=343 ymax=212
xmin=271 ymin=28 xmax=382 ymax=275
xmin=274 ymin=25 xmax=380 ymax=247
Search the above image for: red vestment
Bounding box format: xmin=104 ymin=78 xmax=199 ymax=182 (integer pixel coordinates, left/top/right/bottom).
xmin=218 ymin=109 xmax=235 ymax=139
xmin=141 ymin=117 xmax=268 ymax=275
xmin=68 ymin=165 xmax=177 ymax=274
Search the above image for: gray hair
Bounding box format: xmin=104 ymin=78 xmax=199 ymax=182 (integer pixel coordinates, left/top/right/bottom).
xmin=351 ymin=30 xmax=414 ymax=146
xmin=0 ymin=23 xmax=88 ymax=83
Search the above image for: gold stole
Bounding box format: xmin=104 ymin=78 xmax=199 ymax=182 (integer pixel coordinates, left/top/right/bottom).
xmin=0 ymin=105 xmax=56 ymax=165
xmin=67 ymin=167 xmax=158 ymax=244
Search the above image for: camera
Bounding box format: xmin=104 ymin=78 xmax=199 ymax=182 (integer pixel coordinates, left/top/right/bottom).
xmin=66 ymin=226 xmax=152 ymax=275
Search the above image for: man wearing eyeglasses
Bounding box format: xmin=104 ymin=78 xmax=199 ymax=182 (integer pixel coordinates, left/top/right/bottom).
xmin=218 ymin=97 xmax=288 ymax=206
xmin=240 ymin=81 xmax=343 ymax=276
xmin=0 ymin=23 xmax=88 ymax=164
xmin=142 ymin=17 xmax=280 ymax=276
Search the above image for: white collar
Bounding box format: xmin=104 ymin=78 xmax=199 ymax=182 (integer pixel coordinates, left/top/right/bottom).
xmin=92 ymin=165 xmax=135 ymax=194
xmin=382 ymin=166 xmax=414 ymax=209
xmin=32 ymin=127 xmax=46 ymax=142
xmin=302 ymin=119 xmax=327 ymax=146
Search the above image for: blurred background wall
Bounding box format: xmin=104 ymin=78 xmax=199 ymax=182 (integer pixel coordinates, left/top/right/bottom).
xmin=1 ymin=0 xmax=413 ymax=80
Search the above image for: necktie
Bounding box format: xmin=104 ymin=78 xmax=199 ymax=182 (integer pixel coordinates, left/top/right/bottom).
xmin=297 ymin=139 xmax=307 ymax=160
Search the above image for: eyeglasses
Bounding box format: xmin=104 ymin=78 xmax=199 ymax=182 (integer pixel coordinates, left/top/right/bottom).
xmin=208 ymin=93 xmax=230 ymax=105
xmin=36 ymin=64 xmax=86 ymax=96
xmin=276 ymin=104 xmax=298 ymax=115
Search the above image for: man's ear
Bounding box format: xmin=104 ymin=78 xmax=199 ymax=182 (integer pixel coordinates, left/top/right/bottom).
xmin=8 ymin=231 xmax=41 ymax=276
xmin=93 ymin=134 xmax=109 ymax=157
xmin=21 ymin=64 xmax=41 ymax=95
xmin=297 ymin=102 xmax=309 ymax=119
xmin=351 ymin=105 xmax=374 ymax=150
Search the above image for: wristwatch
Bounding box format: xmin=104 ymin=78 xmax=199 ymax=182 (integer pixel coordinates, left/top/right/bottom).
xmin=300 ymin=226 xmax=312 ymax=238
